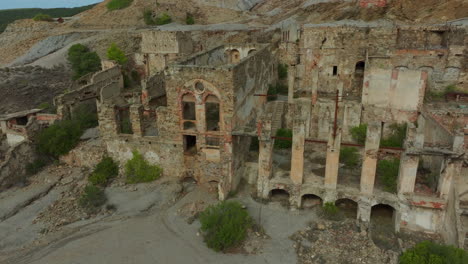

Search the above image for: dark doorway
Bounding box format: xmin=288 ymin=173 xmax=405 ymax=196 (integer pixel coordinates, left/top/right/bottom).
xmin=183 ymin=135 xmax=197 ymax=155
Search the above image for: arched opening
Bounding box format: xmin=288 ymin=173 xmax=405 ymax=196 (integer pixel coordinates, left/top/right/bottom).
xmin=182 ymin=94 xmax=196 ymax=121
xmin=370 ymin=204 xmax=398 ymax=250
xmin=301 ymin=194 xmax=323 ymax=209
xmin=181 ymin=176 xmax=197 ymax=192
xmin=354 ymin=61 xmax=365 ymax=92
xmin=248 ymin=49 xmax=256 ymax=55
xmin=335 ymin=198 xmax=358 ymax=219
xmin=269 ymin=189 xmax=290 ymax=205
xmin=205 ymin=95 xmax=220 ymax=131
xmin=230 ymin=49 xmax=240 ymax=64
xmin=208 ymin=180 xmax=219 ymax=193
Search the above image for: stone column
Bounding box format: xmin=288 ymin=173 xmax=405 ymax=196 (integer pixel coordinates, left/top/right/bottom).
xmin=129 ymin=105 xmax=143 ymax=137
xmin=290 ymin=114 xmax=305 ymax=185
xmin=357 ymin=197 xmax=372 ymax=224
xmin=397 ymin=154 xmax=419 ymax=195
xmin=195 ymin=97 xmax=206 ymax=146
xmin=257 ymin=115 xmax=274 ymax=199
xmin=288 ymin=66 xmax=296 ymax=104
xmin=324 ymin=127 xmax=341 ymax=189
xmin=438 ymin=160 xmax=462 ymax=198
xmin=360 ymin=122 xmax=381 ymax=195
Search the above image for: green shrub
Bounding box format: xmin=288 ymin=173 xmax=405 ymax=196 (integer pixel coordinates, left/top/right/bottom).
xmin=107 ymin=0 xmax=133 ymax=11
xmin=377 ymin=158 xmax=400 ymax=193
xmin=350 ymin=124 xmax=367 ymax=145
xmin=321 ymin=202 xmax=341 ymax=220
xmin=125 ymin=151 xmax=162 ymax=183
xmin=32 ymin=13 xmax=53 ymax=22
xmin=107 ymin=43 xmax=127 ymax=65
xmin=380 ymin=123 xmax=407 ymax=148
xmin=400 ymin=241 xmax=468 ymax=264
xmin=186 ymin=13 xmax=195 ymax=25
xmin=89 ymin=157 xmax=119 ymax=186
xmin=26 ymin=159 xmax=48 ymax=175
xmin=38 ymin=102 xmax=56 ymax=114
xmin=340 ymin=147 xmax=359 ymax=168
xmin=67 ymin=44 xmax=101 ymax=80
xmin=79 ymin=185 xmax=107 ymax=213
xmin=199 ymin=201 xmax=252 ymax=252
xmin=274 ymin=128 xmax=293 ymax=149
xmin=36 ymin=107 xmax=97 ymax=158
xmin=143 ymin=10 xmax=156 ymax=25
xmin=278 ymin=63 xmax=288 ymax=80
xmin=155 ymin=13 xmax=172 ymax=25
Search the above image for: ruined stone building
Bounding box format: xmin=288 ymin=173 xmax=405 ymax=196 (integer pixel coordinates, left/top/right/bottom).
xmin=54 ymin=22 xmax=468 ymax=248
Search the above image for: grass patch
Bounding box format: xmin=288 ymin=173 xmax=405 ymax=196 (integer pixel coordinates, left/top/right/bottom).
xmin=199 ymin=201 xmax=252 ymax=252
xmin=321 ymin=202 xmax=342 ymax=221
xmin=125 ymin=151 xmax=162 ymax=184
xmin=89 ymin=157 xmax=119 ymax=186
xmin=32 ymin=13 xmax=53 ymax=22
xmin=79 ymin=185 xmax=107 ymax=213
xmin=107 ymin=0 xmax=133 ymax=11
xmin=377 ymin=158 xmax=400 ymax=193
xmin=400 ymin=241 xmax=468 ymax=264
xmin=339 ymin=147 xmax=359 ymax=168
xmin=380 ymin=123 xmax=406 ymax=148
xmin=274 ymin=129 xmax=293 ymax=149
xmin=350 ymin=124 xmax=367 ymax=145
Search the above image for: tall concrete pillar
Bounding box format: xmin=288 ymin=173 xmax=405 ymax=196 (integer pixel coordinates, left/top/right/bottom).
xmin=129 ymin=105 xmax=143 ymax=137
xmin=195 ymin=100 xmax=206 ymax=145
xmin=258 ymin=140 xmax=274 ymax=198
xmin=324 ymin=127 xmax=342 ymax=189
xmin=397 ymin=154 xmax=419 ymax=195
xmin=288 ymin=66 xmax=296 ymax=104
xmin=438 ymin=160 xmax=461 ymax=198
xmin=290 ymin=116 xmax=305 ymax=185
xmin=360 ymin=122 xmax=381 ymax=195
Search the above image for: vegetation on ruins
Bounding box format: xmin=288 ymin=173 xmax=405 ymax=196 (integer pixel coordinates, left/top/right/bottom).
xmin=67 ymin=44 xmax=102 ymax=80
xmin=274 ymin=128 xmax=293 ymax=149
xmin=186 ymin=13 xmax=195 ymax=25
xmin=321 ymin=202 xmax=341 ymax=220
xmin=428 ymin=84 xmax=464 ymax=101
xmin=143 ymin=10 xmax=156 ymax=25
xmin=278 ymin=63 xmax=288 ymax=80
xmin=380 ymin=123 xmax=407 ymax=148
xmin=339 ymin=147 xmax=360 ymax=168
xmin=0 ymin=5 xmax=96 ymax=33
xmin=89 ymin=157 xmax=119 ymax=186
xmin=79 ymin=185 xmax=107 ymax=213
xmin=400 ymin=241 xmax=468 ymax=264
xmin=26 ymin=158 xmax=48 ymax=175
xmin=267 ymin=84 xmax=278 ymax=101
xmin=143 ymin=10 xmax=172 ymax=26
xmin=38 ymin=102 xmax=57 ymax=114
xmin=199 ymin=201 xmax=252 ymax=252
xmin=107 ymin=0 xmax=133 ymax=11
xmin=155 ymin=13 xmax=172 ymax=25
xmin=32 ymin=13 xmax=53 ymax=22
xmin=37 ymin=106 xmax=98 ymax=158
xmin=350 ymin=124 xmax=367 ymax=145
xmin=107 ymin=43 xmax=128 ymax=65
xmin=125 ymin=151 xmax=162 ymax=183
xmin=377 ymin=158 xmax=400 ymax=193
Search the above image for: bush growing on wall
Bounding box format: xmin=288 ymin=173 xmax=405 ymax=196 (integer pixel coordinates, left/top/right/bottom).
xmin=274 ymin=129 xmax=293 ymax=149
xmin=350 ymin=124 xmax=367 ymax=145
xmin=125 ymin=151 xmax=162 ymax=183
xmin=186 ymin=13 xmax=195 ymax=25
xmin=107 ymin=0 xmax=133 ymax=11
xmin=107 ymin=43 xmax=127 ymax=65
xmin=67 ymin=44 xmax=101 ymax=80
xmin=155 ymin=13 xmax=172 ymax=25
xmin=89 ymin=157 xmax=119 ymax=186
xmin=339 ymin=147 xmax=359 ymax=168
xmin=380 ymin=123 xmax=407 ymax=148
xmin=199 ymin=201 xmax=252 ymax=252
xmin=400 ymin=241 xmax=468 ymax=264
xmin=377 ymin=158 xmax=400 ymax=193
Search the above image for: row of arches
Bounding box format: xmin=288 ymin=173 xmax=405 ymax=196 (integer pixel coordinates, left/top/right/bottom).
xmin=268 ymin=189 xmax=395 ymax=221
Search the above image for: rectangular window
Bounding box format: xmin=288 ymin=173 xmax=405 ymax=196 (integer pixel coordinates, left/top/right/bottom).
xmin=333 ymin=66 xmax=338 ymax=76
xmin=117 ymin=108 xmax=133 ymax=134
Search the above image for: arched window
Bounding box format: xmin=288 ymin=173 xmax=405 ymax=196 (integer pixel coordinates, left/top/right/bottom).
xmin=230 ymin=49 xmax=240 ymax=63
xmin=182 ymin=94 xmax=196 ymax=121
xmin=205 ymin=95 xmax=220 ymax=131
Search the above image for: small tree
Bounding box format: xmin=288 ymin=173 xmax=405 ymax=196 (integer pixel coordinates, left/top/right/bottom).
xmin=79 ymin=185 xmax=107 ymax=213
xmin=107 ymin=43 xmax=127 ymax=65
xmin=400 ymin=241 xmax=468 ymax=264
xmin=125 ymin=151 xmax=162 ymax=183
xmin=67 ymin=44 xmax=101 ymax=79
xmin=350 ymin=124 xmax=367 ymax=145
xmin=89 ymin=157 xmax=119 ymax=186
xmin=33 ymin=13 xmax=53 ymax=22
xmin=199 ymin=201 xmax=252 ymax=252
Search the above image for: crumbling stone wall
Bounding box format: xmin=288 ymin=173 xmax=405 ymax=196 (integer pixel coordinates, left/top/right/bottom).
xmin=0 ymin=142 xmax=37 ymax=190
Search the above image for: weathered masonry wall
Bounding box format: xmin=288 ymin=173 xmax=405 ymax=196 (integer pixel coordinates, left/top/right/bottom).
xmin=0 ymin=142 xmax=37 ymax=190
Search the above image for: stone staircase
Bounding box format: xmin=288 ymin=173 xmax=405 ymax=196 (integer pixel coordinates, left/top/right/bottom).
xmin=266 ymin=101 xmax=286 ymax=133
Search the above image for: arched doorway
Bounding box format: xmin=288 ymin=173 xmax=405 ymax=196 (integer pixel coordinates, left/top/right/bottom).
xmin=301 ymin=194 xmax=323 ymax=209
xmin=370 ymin=204 xmax=398 ymax=250
xmin=354 ymin=61 xmax=365 ymax=92
xmin=335 ymin=198 xmax=358 ymax=219
xmin=230 ymin=49 xmax=241 ymax=64
xmin=269 ymin=189 xmax=290 ymax=206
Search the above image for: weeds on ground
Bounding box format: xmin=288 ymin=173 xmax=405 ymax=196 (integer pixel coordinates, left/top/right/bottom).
xmin=125 ymin=151 xmax=162 ymax=183
xmin=79 ymin=185 xmax=107 ymax=213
